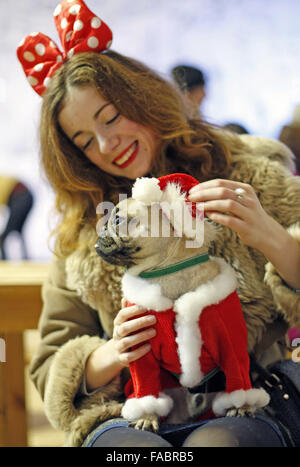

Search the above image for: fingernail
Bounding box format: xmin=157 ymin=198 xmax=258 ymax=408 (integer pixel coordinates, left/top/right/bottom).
xmin=189 ymin=184 xmax=200 ymax=194
xmin=147 ymin=315 xmax=156 ymax=322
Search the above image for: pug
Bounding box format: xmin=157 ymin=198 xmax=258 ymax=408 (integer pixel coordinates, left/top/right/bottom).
xmin=95 ymin=175 xmax=269 ymax=431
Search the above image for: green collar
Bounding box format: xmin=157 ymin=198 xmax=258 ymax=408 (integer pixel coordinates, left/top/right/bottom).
xmin=138 ymin=252 xmax=210 ymax=279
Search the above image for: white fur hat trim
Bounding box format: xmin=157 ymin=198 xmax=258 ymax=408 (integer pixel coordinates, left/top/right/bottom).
xmin=132 ymin=177 xmax=162 ymax=204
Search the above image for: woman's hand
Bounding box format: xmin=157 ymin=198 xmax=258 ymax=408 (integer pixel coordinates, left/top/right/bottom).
xmin=112 ymin=298 xmax=157 ymax=368
xmin=188 ymin=178 xmax=275 ymax=252
xmin=188 ymin=178 xmax=300 ymax=289
xmin=85 ymin=300 xmax=156 ymax=391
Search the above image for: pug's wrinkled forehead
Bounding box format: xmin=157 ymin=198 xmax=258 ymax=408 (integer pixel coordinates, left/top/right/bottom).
xmin=111 ymin=197 xmax=173 ymax=241
xmin=116 ymin=198 xmax=148 ymax=220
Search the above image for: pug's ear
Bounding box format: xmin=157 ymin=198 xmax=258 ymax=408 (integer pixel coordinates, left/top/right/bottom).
xmin=203 ymin=218 xmax=218 ymax=245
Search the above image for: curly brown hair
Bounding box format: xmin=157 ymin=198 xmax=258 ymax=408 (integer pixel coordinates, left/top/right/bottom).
xmin=40 ymin=50 xmax=243 ymax=257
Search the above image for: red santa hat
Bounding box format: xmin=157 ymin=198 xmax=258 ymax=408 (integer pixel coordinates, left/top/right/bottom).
xmin=132 ymin=173 xmax=209 ymax=242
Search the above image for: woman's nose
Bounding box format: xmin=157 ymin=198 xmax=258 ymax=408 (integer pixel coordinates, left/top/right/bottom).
xmin=96 ymin=132 xmax=120 ymax=155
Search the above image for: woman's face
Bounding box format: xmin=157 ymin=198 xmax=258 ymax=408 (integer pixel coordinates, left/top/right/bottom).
xmin=59 ymin=85 xmax=159 ymax=179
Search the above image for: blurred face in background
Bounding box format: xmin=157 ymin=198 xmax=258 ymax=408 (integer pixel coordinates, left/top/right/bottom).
xmin=187 ymin=85 xmax=206 ymax=115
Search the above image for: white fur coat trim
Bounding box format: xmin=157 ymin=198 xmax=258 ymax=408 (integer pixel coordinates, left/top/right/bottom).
xmin=174 ymin=258 xmax=237 ymax=387
xmin=121 ymin=392 xmax=174 ymax=420
xmin=122 ymin=273 xmax=174 ymax=311
xmin=122 ymin=258 xmax=238 ymax=388
xmin=212 ymin=388 xmax=270 ymax=416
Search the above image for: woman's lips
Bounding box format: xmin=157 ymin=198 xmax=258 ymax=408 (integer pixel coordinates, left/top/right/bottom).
xmin=113 ymin=141 xmax=138 ymax=168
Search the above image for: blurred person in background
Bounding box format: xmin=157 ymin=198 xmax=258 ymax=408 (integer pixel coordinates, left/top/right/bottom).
xmin=223 ymin=122 xmax=250 ymax=135
xmin=171 ymin=64 xmax=206 ymax=117
xmin=278 ymin=104 xmax=300 ymax=175
xmin=0 ymin=175 xmax=34 ymax=259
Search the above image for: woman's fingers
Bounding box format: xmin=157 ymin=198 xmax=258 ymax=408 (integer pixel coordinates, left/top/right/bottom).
xmin=114 ymin=304 xmax=147 ymax=328
xmin=202 ymin=198 xmax=249 ymax=218
xmin=189 ymin=182 xmax=253 ymax=223
xmin=189 ymin=179 xmax=252 ymax=196
xmin=118 ymin=343 xmax=152 ymax=367
xmin=116 ymin=327 xmax=157 ymax=353
xmin=113 ymin=303 xmax=157 ymax=366
xmin=188 ymin=181 xmax=253 ymax=204
xmin=205 ymin=210 xmax=245 ymax=232
xmin=116 ymin=313 xmax=157 ymax=339
xmin=114 ymin=306 xmax=156 ymax=335
xmin=188 ymin=178 xmax=269 ymax=249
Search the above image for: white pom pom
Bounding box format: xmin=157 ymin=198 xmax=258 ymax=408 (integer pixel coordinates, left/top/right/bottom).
xmin=132 ymin=177 xmax=162 ymax=204
xmin=121 ymin=393 xmax=173 ymax=420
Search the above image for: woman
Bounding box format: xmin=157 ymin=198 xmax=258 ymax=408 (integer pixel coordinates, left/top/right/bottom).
xmin=17 ymin=0 xmax=300 ymax=447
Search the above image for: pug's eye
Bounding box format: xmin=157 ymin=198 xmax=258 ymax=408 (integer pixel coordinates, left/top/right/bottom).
xmin=113 ymin=215 xmax=126 ymax=226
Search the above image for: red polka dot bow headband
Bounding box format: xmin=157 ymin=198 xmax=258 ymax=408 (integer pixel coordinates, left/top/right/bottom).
xmin=17 ymin=0 xmax=113 ymax=97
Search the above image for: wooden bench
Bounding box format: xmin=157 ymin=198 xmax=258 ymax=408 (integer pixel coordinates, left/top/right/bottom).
xmin=0 ymin=261 xmax=49 ymax=447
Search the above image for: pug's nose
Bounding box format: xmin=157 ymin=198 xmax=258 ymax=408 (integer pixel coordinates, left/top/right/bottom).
xmin=99 ymin=225 xmax=109 ymax=238
xmin=112 ymin=215 xmax=127 ymax=236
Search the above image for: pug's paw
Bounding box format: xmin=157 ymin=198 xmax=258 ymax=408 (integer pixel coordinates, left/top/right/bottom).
xmin=226 ymin=405 xmax=256 ymax=417
xmin=129 ymin=413 xmax=160 ymax=432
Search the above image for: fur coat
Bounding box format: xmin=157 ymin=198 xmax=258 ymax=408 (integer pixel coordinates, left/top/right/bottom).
xmin=29 ymin=134 xmax=300 ymax=446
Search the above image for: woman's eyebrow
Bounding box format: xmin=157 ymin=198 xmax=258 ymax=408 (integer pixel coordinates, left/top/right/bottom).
xmin=71 ymin=103 xmax=111 ymax=141
xmin=71 ymin=130 xmax=83 ymax=142
xmin=93 ymin=102 xmax=110 ymax=121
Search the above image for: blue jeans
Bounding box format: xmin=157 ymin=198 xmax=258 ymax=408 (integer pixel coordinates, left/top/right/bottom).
xmin=82 ymin=413 xmax=289 ymax=447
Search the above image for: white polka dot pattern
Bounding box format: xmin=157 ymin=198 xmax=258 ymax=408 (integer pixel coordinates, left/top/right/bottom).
xmin=34 ymin=63 xmax=44 ymax=72
xmin=69 ymin=4 xmax=81 ymax=15
xmin=74 ymin=20 xmax=84 ymax=31
xmin=35 ymin=43 xmax=46 ymax=56
xmin=65 ymin=30 xmax=72 ymax=42
xmin=53 ymin=4 xmax=62 ymax=16
xmin=61 ymin=18 xmax=68 ymax=29
xmin=91 ymin=17 xmax=101 ymax=29
xmin=44 ymin=77 xmax=52 ymax=87
xmin=24 ymin=51 xmax=35 ymax=62
xmin=87 ymin=36 xmax=99 ymax=48
xmin=28 ymin=76 xmax=38 ymax=86
xmin=17 ymin=0 xmax=113 ymax=96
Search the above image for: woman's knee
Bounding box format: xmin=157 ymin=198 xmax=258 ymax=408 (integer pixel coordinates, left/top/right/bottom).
xmin=88 ymin=426 xmax=173 ymax=447
xmin=182 ymin=421 xmax=240 ymax=447
xmin=182 ymin=417 xmax=285 ymax=447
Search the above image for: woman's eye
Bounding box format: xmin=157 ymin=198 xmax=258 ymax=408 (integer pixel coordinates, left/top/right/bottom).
xmin=106 ymin=112 xmax=120 ymax=125
xmin=82 ymin=138 xmax=93 ymax=151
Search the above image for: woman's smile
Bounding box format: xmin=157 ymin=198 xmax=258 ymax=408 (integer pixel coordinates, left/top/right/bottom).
xmin=58 ymin=86 xmax=159 ymax=179
xmin=113 ymin=141 xmax=139 ymax=168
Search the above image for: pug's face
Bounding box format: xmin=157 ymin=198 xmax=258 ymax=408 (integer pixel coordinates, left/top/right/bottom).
xmin=95 ymin=198 xmax=178 ymax=269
